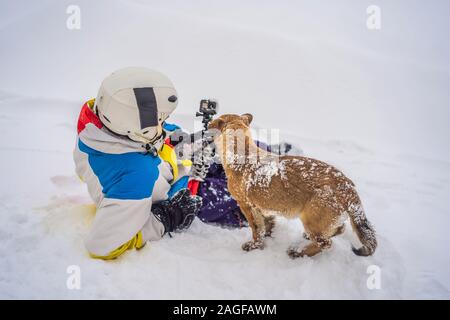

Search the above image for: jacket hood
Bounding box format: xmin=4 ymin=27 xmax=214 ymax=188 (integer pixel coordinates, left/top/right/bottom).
xmin=77 ymin=100 xmax=147 ymax=154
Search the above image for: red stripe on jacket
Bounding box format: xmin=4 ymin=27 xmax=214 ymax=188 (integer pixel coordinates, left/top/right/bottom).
xmin=77 ymin=102 xmax=103 ymax=134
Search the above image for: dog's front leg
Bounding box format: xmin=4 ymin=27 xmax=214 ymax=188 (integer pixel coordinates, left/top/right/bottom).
xmin=239 ymin=204 xmax=265 ymax=251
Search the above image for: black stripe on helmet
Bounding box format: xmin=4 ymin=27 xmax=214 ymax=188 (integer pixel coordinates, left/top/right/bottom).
xmin=133 ymin=87 xmax=158 ymax=129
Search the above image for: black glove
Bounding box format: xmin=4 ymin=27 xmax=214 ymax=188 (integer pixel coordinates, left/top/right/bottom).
xmin=152 ymin=188 xmax=202 ymax=234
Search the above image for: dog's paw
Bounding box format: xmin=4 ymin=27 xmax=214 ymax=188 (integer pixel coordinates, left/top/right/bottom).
xmin=287 ymin=247 xmax=304 ymax=259
xmin=242 ymin=240 xmax=264 ymax=251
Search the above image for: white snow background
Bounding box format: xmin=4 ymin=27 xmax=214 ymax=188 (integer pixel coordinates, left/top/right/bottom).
xmin=0 ymin=0 xmax=449 ymax=299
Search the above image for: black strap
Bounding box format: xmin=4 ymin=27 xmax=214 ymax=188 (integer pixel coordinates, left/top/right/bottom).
xmin=133 ymin=87 xmax=158 ymax=129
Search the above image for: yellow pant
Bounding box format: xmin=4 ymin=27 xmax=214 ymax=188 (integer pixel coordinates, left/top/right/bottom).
xmin=90 ymin=232 xmax=145 ymax=260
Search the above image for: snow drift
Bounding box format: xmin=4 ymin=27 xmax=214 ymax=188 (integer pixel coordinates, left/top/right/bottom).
xmin=0 ymin=0 xmax=449 ymax=299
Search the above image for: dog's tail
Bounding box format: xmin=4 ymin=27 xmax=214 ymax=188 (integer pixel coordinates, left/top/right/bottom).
xmin=348 ymin=200 xmax=377 ymax=256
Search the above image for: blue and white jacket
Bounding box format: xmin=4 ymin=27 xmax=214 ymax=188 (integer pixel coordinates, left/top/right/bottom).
xmin=73 ymin=100 xmax=190 ymax=257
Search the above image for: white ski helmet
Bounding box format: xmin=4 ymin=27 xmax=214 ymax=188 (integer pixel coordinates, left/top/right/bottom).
xmin=95 ymin=67 xmax=178 ymax=145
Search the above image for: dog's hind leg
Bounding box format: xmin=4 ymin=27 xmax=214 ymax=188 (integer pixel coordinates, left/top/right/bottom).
xmin=288 ymin=236 xmax=332 ymax=258
xmin=303 ymin=225 xmax=342 ymax=240
xmin=288 ymin=197 xmax=336 ymax=258
xmin=332 ymin=224 xmax=345 ymax=237
xmin=239 ymin=204 xmax=265 ymax=251
xmin=264 ymin=215 xmax=276 ymax=237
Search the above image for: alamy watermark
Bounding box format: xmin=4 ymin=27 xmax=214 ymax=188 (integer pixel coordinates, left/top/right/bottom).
xmin=171 ymin=123 xmax=283 ymax=170
xmin=66 ymin=265 xmax=81 ymax=290
xmin=366 ymin=5 xmax=381 ymax=30
xmin=366 ymin=264 xmax=381 ymax=290
xmin=66 ymin=5 xmax=81 ymax=30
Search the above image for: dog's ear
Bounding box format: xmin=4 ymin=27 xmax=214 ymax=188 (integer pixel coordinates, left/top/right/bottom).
xmin=208 ymin=118 xmax=225 ymax=131
xmin=241 ymin=113 xmax=253 ymax=126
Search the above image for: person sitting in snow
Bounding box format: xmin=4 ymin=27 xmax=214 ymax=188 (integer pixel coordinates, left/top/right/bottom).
xmin=74 ymin=67 xmax=204 ymax=259
xmin=74 ymin=66 xmax=300 ymax=259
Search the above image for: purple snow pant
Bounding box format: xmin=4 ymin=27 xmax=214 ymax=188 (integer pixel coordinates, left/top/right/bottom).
xmin=196 ymin=141 xmax=285 ymax=228
xmin=196 ymin=163 xmax=247 ymax=228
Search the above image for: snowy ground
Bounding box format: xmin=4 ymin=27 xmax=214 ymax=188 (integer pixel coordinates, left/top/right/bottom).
xmin=0 ymin=0 xmax=449 ymax=299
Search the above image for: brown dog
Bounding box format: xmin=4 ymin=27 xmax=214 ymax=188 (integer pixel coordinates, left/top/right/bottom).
xmin=208 ymin=113 xmax=377 ymax=258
